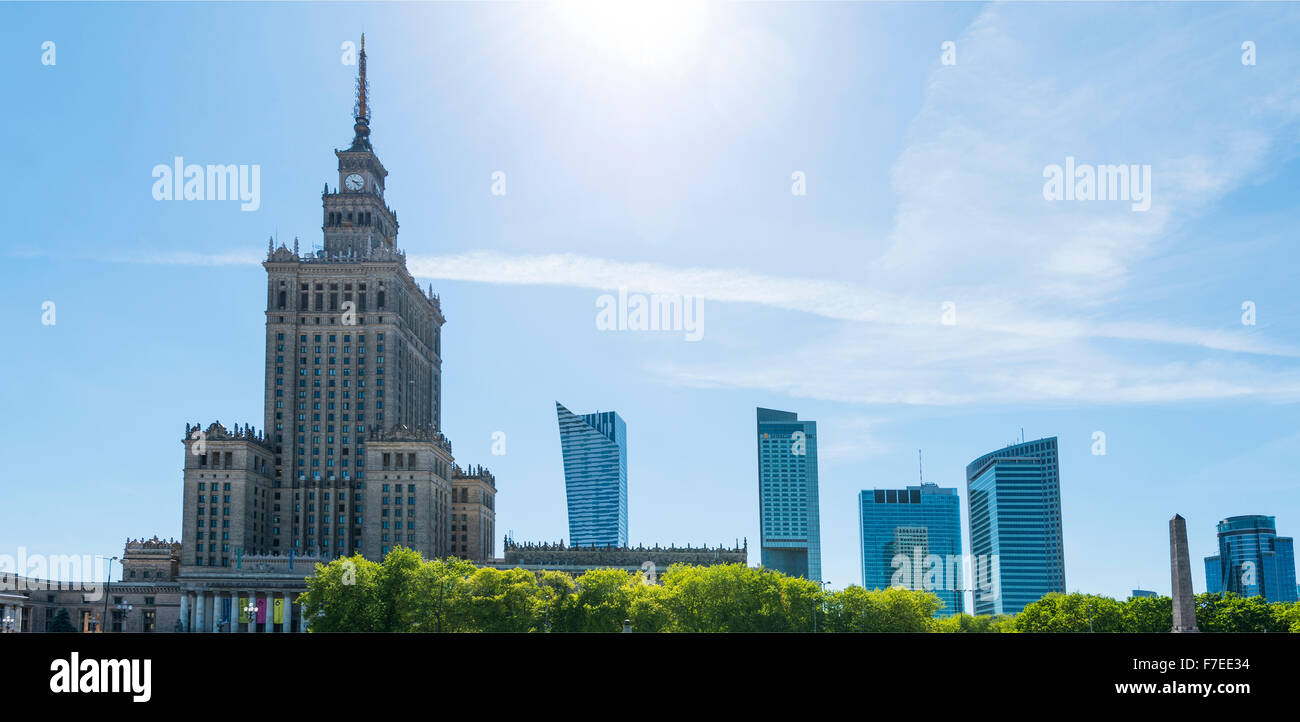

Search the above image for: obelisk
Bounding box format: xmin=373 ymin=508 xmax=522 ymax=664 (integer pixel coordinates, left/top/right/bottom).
xmin=1169 ymin=514 xmax=1199 ymax=632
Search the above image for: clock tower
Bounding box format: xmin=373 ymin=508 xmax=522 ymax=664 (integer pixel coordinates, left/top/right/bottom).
xmin=259 ymin=35 xmax=454 ymax=560
xmin=322 ymin=34 xmax=399 ymax=257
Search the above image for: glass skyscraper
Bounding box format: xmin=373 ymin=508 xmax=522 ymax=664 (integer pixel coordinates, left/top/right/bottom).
xmin=858 ymin=483 xmax=963 ymax=616
xmin=556 ymin=402 xmax=627 ymax=548
xmin=756 ymin=408 xmax=822 ymax=582
xmin=1203 ymin=515 xmax=1298 ymax=603
xmin=965 ymin=437 xmax=1065 ymax=616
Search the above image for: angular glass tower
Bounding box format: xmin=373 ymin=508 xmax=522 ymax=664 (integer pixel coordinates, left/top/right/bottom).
xmin=1203 ymin=515 xmax=1298 ymax=602
xmin=756 ymin=408 xmax=822 ymax=582
xmin=965 ymin=437 xmax=1065 ymax=616
xmin=555 ymin=402 xmax=627 ymax=548
xmin=858 ymin=483 xmax=963 ymax=616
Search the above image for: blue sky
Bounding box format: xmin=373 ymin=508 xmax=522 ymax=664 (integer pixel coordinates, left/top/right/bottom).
xmin=3 ymin=2 xmax=1300 ymax=602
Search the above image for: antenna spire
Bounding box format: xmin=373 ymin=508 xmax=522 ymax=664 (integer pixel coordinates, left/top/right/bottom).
xmin=351 ymin=34 xmax=372 ymax=149
xmin=918 ymin=449 xmax=923 ymax=484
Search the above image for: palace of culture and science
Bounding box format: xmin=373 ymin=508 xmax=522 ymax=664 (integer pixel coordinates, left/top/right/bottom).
xmin=0 ymin=36 xmax=740 ymax=635
xmin=163 ymin=37 xmax=498 ymax=632
xmin=1 ymin=36 xmax=500 ymax=635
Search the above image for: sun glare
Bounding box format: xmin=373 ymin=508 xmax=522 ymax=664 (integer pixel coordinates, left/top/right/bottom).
xmin=550 ymin=0 xmax=712 ymax=78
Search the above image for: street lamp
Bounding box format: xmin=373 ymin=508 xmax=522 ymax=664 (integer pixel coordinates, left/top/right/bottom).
xmin=99 ymin=555 xmax=118 ymax=632
xmin=813 ymin=580 xmax=831 ymax=633
xmin=113 ymin=602 xmax=133 ymax=633
xmin=2 ymin=614 xmax=14 ymax=633
xmin=243 ymin=600 xmax=259 ymax=631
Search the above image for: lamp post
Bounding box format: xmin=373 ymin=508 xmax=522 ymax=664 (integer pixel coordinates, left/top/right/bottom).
xmin=2 ymin=613 xmax=14 ymax=633
xmin=100 ymin=555 xmax=118 ymax=633
xmin=243 ymin=600 xmax=258 ymax=631
xmin=113 ymin=602 xmax=133 ymax=633
xmin=813 ymin=580 xmax=831 ymax=633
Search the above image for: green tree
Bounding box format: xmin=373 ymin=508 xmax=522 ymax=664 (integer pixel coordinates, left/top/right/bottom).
xmin=934 ymin=613 xmax=1016 ymax=633
xmin=375 ymin=546 xmax=430 ymax=632
xmin=569 ymin=569 xmax=638 ymax=632
xmin=464 ymin=566 xmax=547 ymax=632
xmin=298 ymin=553 xmax=383 ymax=632
xmin=1273 ymin=600 xmax=1300 ymax=633
xmin=404 ymin=556 xmax=479 ymax=632
xmin=627 ymin=580 xmax=673 ymax=632
xmin=1195 ymin=592 xmax=1289 ymax=632
xmin=824 ymin=586 xmax=941 ymax=632
xmin=661 ymin=564 xmax=792 ymax=632
xmin=536 ymin=571 xmax=576 ymax=632
xmin=49 ymin=608 xmax=77 ymax=633
xmin=1119 ymin=595 xmax=1172 ymax=633
xmin=1014 ymin=593 xmax=1122 ymax=633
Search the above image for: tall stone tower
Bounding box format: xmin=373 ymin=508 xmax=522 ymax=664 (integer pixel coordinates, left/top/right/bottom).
xmin=1170 ymin=514 xmax=1200 ymax=633
xmin=260 ymin=35 xmax=450 ymax=559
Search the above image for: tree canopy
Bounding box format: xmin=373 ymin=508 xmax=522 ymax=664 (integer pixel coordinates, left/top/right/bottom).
xmin=295 ymin=548 xmax=1300 ymax=633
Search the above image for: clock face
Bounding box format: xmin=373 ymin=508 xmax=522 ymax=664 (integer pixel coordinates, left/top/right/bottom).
xmin=344 ymin=174 xmax=364 ymax=191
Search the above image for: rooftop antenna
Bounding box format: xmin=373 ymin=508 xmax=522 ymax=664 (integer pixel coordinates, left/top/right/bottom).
xmin=1020 ymin=427 xmax=1025 ymax=443
xmin=918 ymin=449 xmax=923 ymax=484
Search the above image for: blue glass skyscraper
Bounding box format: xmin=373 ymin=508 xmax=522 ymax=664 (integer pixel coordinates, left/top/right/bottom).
xmin=1203 ymin=515 xmax=1298 ymax=602
xmin=858 ymin=483 xmax=963 ymax=616
xmin=556 ymin=402 xmax=627 ymax=548
xmin=965 ymin=437 xmax=1066 ymax=616
xmin=756 ymin=408 xmax=821 ymax=582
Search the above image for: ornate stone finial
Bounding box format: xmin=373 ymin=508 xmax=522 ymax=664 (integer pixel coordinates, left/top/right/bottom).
xmin=294 ymin=237 xmax=299 ymax=255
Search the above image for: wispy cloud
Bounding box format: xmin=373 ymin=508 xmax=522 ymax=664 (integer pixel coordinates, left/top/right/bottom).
xmin=23 ymin=245 xmax=1298 ymax=363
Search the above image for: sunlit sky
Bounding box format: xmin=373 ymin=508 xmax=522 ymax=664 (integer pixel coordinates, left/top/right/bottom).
xmin=4 ymin=2 xmax=1300 ymax=601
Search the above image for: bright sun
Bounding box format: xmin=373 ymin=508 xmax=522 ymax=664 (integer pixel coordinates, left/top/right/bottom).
xmin=549 ymin=0 xmax=712 ymax=78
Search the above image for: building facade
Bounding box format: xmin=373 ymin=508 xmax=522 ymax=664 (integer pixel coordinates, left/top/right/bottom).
xmin=858 ymin=483 xmax=963 ymax=616
xmin=0 ymin=538 xmax=182 ymax=633
xmin=965 ymin=437 xmax=1065 ymax=616
xmin=167 ymin=36 xmax=494 ymax=632
xmin=556 ymin=402 xmax=628 ymax=548
xmin=487 ymin=539 xmax=747 ymax=579
xmin=450 ymin=464 xmax=497 ymax=562
xmin=1203 ymin=515 xmax=1298 ymax=603
xmin=756 ymin=408 xmax=822 ymax=582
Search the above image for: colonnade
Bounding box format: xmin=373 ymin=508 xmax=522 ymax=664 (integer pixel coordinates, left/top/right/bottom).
xmin=179 ymin=590 xmax=305 ymax=633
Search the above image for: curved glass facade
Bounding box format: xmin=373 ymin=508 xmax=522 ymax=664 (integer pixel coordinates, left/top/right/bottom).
xmin=1203 ymin=515 xmax=1298 ymax=603
xmin=965 ymin=437 xmax=1065 ymax=616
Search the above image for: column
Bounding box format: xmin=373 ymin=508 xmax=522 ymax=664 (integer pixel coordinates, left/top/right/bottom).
xmin=281 ymin=592 xmax=293 ymax=634
xmin=194 ymin=592 xmax=206 ymax=633
xmin=246 ymin=592 xmax=257 ymax=633
xmin=227 ymin=592 xmax=238 ymax=633
xmin=210 ymin=593 xmax=221 ymax=633
xmin=262 ymin=592 xmax=272 ymax=633
xmin=298 ymin=604 xmax=307 ymax=633
xmin=16 ymin=606 xmax=24 ymax=633
xmin=2 ymin=604 xmax=9 ymax=631
xmin=180 ymin=593 xmax=190 ymax=633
